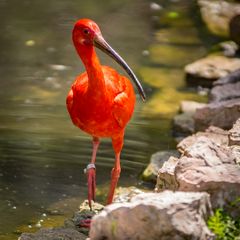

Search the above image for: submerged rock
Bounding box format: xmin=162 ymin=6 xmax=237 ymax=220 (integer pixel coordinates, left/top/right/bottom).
xmin=90 ymin=191 xmax=214 ymax=240
xmin=173 ymin=112 xmax=195 ymax=135
xmin=19 ymin=227 xmax=86 ymax=240
xmin=173 ymin=101 xmax=207 ymax=136
xmin=194 ymin=98 xmax=240 ymax=130
xmin=185 ymin=55 xmax=240 ymax=87
xmin=198 ymin=0 xmax=240 ymax=37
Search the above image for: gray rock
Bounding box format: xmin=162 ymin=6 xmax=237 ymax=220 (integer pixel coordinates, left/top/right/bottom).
xmin=198 ymin=0 xmax=240 ymax=37
xmin=177 ymin=126 xmax=229 ymax=154
xmin=176 ymin=157 xmax=240 ymax=217
xmin=230 ymin=145 xmax=240 ymax=165
xmin=194 ymin=98 xmax=240 ymax=131
xmin=210 ymin=82 xmax=240 ymax=103
xmin=179 ymin=136 xmax=236 ymax=165
xmin=157 ymin=133 xmax=240 ymax=216
xmin=173 ymin=112 xmax=195 ymax=135
xmin=228 ymin=118 xmax=240 ymax=146
xmin=156 ymin=156 xmax=179 ymax=191
xmin=90 ymin=191 xmax=215 ymax=240
xmin=180 ymin=100 xmax=207 ymax=114
xmin=185 ymin=55 xmax=240 ymax=87
xmin=213 ymin=69 xmax=240 ymax=86
xmin=19 ymin=227 xmax=87 ymax=240
xmin=142 ymin=150 xmax=179 ymax=182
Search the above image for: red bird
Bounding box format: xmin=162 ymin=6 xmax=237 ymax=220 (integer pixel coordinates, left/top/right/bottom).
xmin=67 ymin=19 xmax=146 ymax=209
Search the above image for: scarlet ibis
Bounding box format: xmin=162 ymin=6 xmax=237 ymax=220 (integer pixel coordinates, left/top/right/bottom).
xmin=67 ymin=19 xmax=146 ymax=210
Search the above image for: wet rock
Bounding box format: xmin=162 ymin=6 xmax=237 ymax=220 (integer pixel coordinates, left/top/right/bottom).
xmin=65 ymin=200 xmax=104 ymax=235
xmin=194 ymin=98 xmax=240 ymax=130
xmin=19 ymin=227 xmax=86 ymax=240
xmin=173 ymin=112 xmax=195 ymax=135
xmin=177 ymin=126 xmax=229 ymax=154
xmin=228 ymin=118 xmax=240 ymax=146
xmin=90 ymin=191 xmax=214 ymax=240
xmin=142 ymin=151 xmax=179 ymax=182
xmin=185 ymin=55 xmax=240 ymax=87
xmin=173 ymin=101 xmax=207 ymax=136
xmin=209 ymin=82 xmax=240 ymax=103
xmin=198 ymin=0 xmax=240 ymax=37
xmin=230 ymin=14 xmax=240 ymax=46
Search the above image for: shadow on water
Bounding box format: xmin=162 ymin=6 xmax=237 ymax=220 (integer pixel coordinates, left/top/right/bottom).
xmin=0 ymin=0 xmax=210 ymax=238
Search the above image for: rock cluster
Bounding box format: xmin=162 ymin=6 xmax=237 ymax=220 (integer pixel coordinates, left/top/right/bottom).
xmin=90 ymin=191 xmax=214 ymax=240
xmin=156 ymin=120 xmax=240 ymax=217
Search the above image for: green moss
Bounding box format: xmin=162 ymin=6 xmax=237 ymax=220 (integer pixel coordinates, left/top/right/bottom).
xmin=155 ymin=27 xmax=202 ymax=45
xmin=208 ymin=209 xmax=240 ymax=240
xmin=148 ymin=44 xmax=206 ymax=67
xmin=142 ymin=88 xmax=206 ymax=117
xmin=139 ymin=67 xmax=184 ymax=88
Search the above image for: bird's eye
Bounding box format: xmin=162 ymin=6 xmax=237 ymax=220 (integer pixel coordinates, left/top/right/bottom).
xmin=83 ymin=28 xmax=90 ymax=35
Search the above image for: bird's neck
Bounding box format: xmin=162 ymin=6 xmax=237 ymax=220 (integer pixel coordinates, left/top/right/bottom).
xmin=78 ymin=46 xmax=106 ymax=98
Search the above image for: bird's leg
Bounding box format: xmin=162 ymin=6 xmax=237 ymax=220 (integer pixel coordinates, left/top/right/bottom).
xmin=107 ymin=135 xmax=123 ymax=204
xmin=84 ymin=137 xmax=100 ymax=209
xmin=78 ymin=137 xmax=100 ymax=229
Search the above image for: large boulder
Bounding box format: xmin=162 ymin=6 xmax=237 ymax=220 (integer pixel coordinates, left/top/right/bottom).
xmin=185 ymin=55 xmax=240 ymax=87
xmin=198 ymin=0 xmax=240 ymax=37
xmin=194 ymin=98 xmax=240 ymax=131
xmin=90 ymin=191 xmax=214 ymax=240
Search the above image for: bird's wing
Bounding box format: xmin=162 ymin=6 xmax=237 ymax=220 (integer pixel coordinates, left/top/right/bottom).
xmin=112 ymin=75 xmax=135 ymax=129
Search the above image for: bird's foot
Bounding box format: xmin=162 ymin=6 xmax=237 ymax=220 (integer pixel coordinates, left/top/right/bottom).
xmin=84 ymin=163 xmax=96 ymax=209
xmin=78 ymin=216 xmax=92 ymax=228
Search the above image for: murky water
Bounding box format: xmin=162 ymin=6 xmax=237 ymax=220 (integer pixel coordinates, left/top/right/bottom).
xmin=0 ymin=0 xmax=214 ymax=239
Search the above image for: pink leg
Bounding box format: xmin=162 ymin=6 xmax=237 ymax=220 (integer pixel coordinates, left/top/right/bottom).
xmin=107 ymin=134 xmax=123 ymax=204
xmin=78 ymin=137 xmax=100 ymax=229
xmin=86 ymin=137 xmax=100 ymax=209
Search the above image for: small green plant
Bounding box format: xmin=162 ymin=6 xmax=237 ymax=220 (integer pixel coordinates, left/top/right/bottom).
xmin=208 ymin=208 xmax=240 ymax=240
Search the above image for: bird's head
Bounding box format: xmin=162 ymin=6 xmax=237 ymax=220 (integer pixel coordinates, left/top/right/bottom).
xmin=72 ymin=19 xmax=146 ymax=101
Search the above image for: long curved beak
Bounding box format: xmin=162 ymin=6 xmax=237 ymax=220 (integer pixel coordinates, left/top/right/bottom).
xmin=94 ymin=34 xmax=146 ymax=101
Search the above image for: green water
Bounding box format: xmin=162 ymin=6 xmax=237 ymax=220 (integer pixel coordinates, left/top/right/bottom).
xmin=0 ymin=0 xmax=214 ymax=239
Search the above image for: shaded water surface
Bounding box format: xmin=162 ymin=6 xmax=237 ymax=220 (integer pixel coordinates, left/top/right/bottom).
xmin=0 ymin=0 xmax=210 ymax=239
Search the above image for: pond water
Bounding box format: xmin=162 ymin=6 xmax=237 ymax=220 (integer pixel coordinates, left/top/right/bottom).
xmin=0 ymin=0 xmax=215 ymax=239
